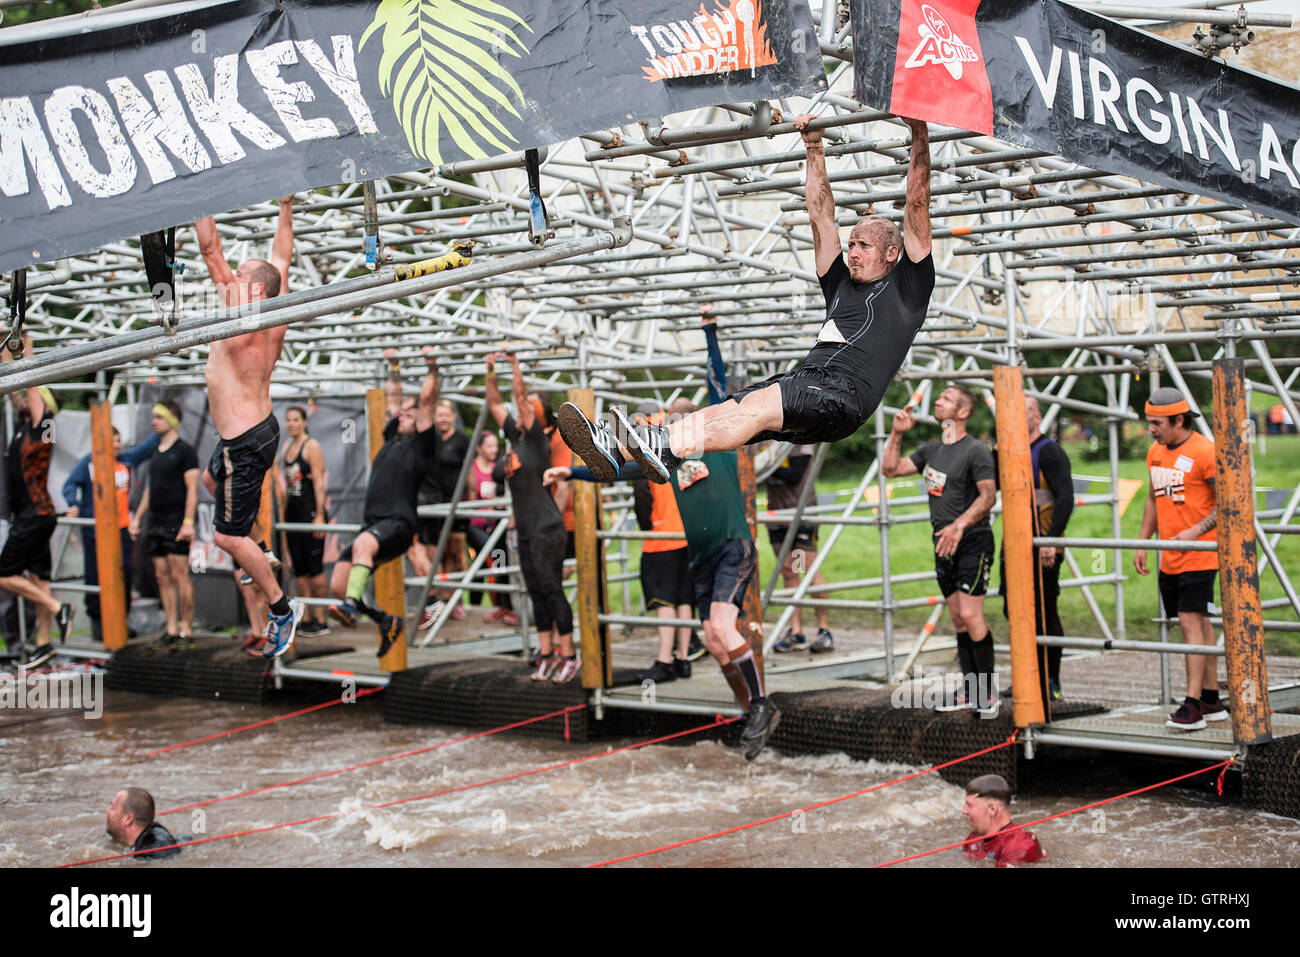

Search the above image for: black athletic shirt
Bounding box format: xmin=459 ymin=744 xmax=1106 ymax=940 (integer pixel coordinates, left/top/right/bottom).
xmin=807 ymin=252 xmax=934 ymax=415
xmin=147 ymin=438 xmax=198 ymax=523
xmin=418 ymin=429 xmax=469 ymax=505
xmin=502 ymin=413 xmax=562 ymax=540
xmin=6 ymin=411 xmax=54 ymax=519
xmin=365 ymin=417 xmax=439 ymax=528
xmin=909 ymin=435 xmax=996 ymax=532
xmin=282 ymin=440 xmax=319 ymax=522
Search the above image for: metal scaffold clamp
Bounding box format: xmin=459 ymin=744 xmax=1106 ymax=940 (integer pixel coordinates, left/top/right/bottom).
xmin=3 ymin=268 xmax=26 ymax=356
xmin=525 ymin=147 xmax=552 ymax=248
xmin=140 ymin=227 xmax=180 ymax=334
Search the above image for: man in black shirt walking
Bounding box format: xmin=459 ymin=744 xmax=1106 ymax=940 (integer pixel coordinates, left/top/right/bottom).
xmin=883 ymin=385 xmax=998 ymax=714
xmin=328 ymin=348 xmax=441 ymax=656
xmin=557 ymin=111 xmax=934 ymax=484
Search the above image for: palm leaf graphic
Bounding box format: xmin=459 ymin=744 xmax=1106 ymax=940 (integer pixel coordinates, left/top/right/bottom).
xmin=361 ymin=0 xmax=533 ymax=166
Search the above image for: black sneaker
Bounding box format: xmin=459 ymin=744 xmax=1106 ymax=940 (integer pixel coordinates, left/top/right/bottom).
xmin=673 ymin=657 xmax=692 ymax=679
xmin=1166 ymin=697 xmax=1206 ymax=731
xmin=297 ymin=620 xmax=323 ymax=637
xmin=56 ymin=604 xmax=74 ymax=644
xmin=23 ymin=644 xmax=56 ymax=670
xmin=376 ymin=613 xmax=404 ymax=658
xmin=612 ymin=407 xmax=679 ymax=484
xmin=156 ymin=633 xmax=179 ymax=650
xmin=740 ymin=698 xmax=781 ymax=761
xmin=636 ymin=659 xmax=676 ymax=683
xmin=685 ymin=632 xmax=707 ymax=661
xmin=557 ymin=402 xmax=624 ymax=482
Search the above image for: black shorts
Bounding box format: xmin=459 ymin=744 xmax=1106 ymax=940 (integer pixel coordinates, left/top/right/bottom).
xmin=768 ymin=524 xmax=817 ymax=553
xmin=147 ymin=519 xmax=191 ymax=558
xmin=564 ymin=530 xmax=576 ymax=562
xmin=0 ymin=514 xmax=56 ymax=579
xmin=640 ymin=547 xmax=693 ymax=609
xmin=691 ymin=538 xmax=758 ymax=621
xmin=340 ymin=517 xmax=414 ymax=568
xmin=729 ymin=366 xmax=864 ymax=445
xmin=1159 ymin=569 xmax=1217 ymax=616
xmin=286 ymin=530 xmax=326 ymax=577
xmin=417 ymin=513 xmax=470 ymax=545
xmin=935 ymin=526 xmax=994 ymax=598
xmin=208 ymin=413 xmax=279 ymax=538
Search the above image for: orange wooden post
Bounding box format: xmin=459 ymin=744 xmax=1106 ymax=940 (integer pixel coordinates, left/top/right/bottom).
xmin=1212 ymin=359 xmax=1272 ymax=745
xmin=569 ymin=388 xmax=610 ymax=689
xmin=992 ymin=367 xmax=1045 ymax=727
xmin=736 ymin=445 xmax=765 ymax=679
xmin=367 ymin=389 xmax=407 ymax=671
xmin=89 ymin=401 xmax=127 ymax=651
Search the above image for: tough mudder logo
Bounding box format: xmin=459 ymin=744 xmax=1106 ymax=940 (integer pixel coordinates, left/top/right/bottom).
xmin=630 ymin=0 xmax=778 ymax=83
xmin=903 ymin=4 xmax=979 ymax=79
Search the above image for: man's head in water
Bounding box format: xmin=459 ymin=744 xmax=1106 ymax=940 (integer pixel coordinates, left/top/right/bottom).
xmin=845 ymin=217 xmax=903 ymax=284
xmin=106 ymin=787 xmax=155 ymax=846
xmin=230 ymin=258 xmax=281 ymax=306
xmin=962 ymin=774 xmax=1013 ymax=836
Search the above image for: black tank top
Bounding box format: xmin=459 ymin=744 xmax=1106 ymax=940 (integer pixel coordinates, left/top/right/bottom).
xmin=283 ymin=440 xmax=317 ymax=522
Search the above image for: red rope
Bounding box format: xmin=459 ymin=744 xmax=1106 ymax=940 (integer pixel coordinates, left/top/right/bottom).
xmin=157 ymin=705 xmax=587 ymax=816
xmin=873 ymin=757 xmax=1235 ymax=868
xmin=139 ymin=686 xmax=384 ymax=757
xmin=585 ymin=732 xmax=1020 ymax=868
xmin=58 ymin=713 xmax=738 ymax=867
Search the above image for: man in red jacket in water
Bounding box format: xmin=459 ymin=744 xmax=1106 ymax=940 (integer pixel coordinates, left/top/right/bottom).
xmin=961 ymin=774 xmax=1046 ymax=867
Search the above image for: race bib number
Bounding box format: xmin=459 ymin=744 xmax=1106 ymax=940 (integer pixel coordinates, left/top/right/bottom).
xmin=923 ymin=464 xmax=948 ymax=497
xmin=677 ymin=459 xmax=710 ymax=489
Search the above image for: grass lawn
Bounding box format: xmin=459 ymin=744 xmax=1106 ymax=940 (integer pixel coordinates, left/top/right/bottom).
xmin=603 ymin=434 xmax=1300 ymax=657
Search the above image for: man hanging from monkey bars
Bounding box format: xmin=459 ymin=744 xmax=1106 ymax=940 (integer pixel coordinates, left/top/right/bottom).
xmin=556 ymin=113 xmax=934 ymax=483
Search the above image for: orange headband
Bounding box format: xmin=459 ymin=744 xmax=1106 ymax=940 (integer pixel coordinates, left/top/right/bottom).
xmin=1145 ymin=398 xmax=1190 ymax=417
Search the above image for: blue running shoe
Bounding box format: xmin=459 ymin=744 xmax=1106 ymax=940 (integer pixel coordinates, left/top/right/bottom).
xmin=612 ymin=406 xmax=680 ymax=484
xmin=263 ymin=600 xmax=305 ymax=659
xmin=772 ymin=632 xmax=806 ymax=653
xmin=557 ymin=402 xmax=624 ymax=481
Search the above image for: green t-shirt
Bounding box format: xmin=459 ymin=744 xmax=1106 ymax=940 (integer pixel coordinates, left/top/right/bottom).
xmin=670 ymin=451 xmax=752 ymax=563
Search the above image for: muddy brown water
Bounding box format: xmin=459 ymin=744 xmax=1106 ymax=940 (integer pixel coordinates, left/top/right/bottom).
xmin=2 ymin=678 xmax=1297 ymax=869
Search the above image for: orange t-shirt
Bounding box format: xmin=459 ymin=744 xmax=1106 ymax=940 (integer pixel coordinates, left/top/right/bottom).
xmin=1147 ymin=432 xmax=1217 ymax=574
xmin=642 ymin=480 xmax=687 ymax=553
xmin=548 ymin=428 xmax=576 ymax=533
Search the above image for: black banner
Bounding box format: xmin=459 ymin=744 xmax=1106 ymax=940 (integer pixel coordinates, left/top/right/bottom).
xmin=0 ymin=0 xmax=826 ymax=271
xmin=852 ymin=0 xmax=1300 ymax=225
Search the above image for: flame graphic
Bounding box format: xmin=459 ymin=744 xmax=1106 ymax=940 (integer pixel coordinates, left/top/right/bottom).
xmin=641 ymin=0 xmax=778 ymax=83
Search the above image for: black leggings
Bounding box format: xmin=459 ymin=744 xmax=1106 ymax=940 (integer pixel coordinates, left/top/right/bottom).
xmin=517 ymin=526 xmax=572 ymax=634
xmin=467 ymin=523 xmax=512 ymax=610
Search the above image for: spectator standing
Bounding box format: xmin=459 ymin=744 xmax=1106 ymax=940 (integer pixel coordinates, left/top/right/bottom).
xmin=279 ymin=406 xmax=329 ymax=636
xmin=630 ymin=400 xmax=696 ymax=683
xmin=463 ymin=429 xmax=517 ymax=622
xmin=62 ymin=425 xmax=160 ymax=641
xmin=485 ymin=352 xmax=577 ymax=682
xmin=1134 ymin=388 xmax=1224 ymax=731
xmin=130 ymin=401 xmax=198 ymax=648
xmin=767 ymin=443 xmax=834 ymax=654
xmin=996 ymin=396 xmax=1075 ymax=703
xmin=882 ymin=386 xmax=998 ymax=714
xmin=416 ymin=399 xmax=471 ymax=625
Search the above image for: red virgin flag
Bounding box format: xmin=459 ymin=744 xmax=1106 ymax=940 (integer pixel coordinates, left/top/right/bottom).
xmin=889 ymin=0 xmax=993 ymax=135
xmin=851 ymin=0 xmax=1300 ymax=226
